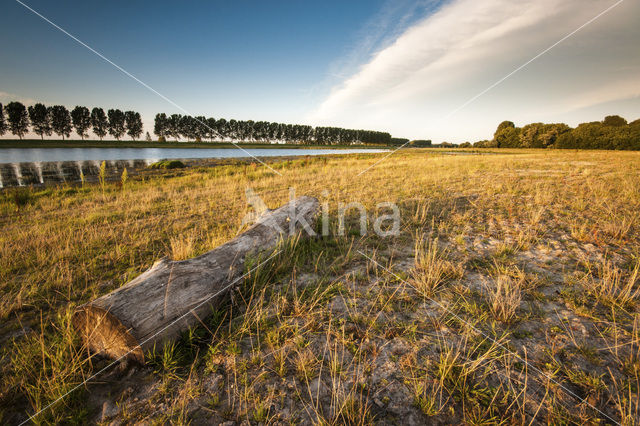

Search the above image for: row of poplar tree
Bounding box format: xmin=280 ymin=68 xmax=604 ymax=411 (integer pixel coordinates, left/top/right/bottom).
xmin=0 ymin=100 xmax=394 ymax=144
xmin=0 ymin=101 xmax=143 ymax=140
xmin=153 ymin=113 xmax=392 ymax=145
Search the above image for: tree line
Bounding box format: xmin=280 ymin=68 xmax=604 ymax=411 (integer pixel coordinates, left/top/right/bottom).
xmin=153 ymin=113 xmax=392 ymax=145
xmin=474 ymin=115 xmax=640 ymax=150
xmin=0 ymin=101 xmax=143 ymax=141
xmin=0 ymin=100 xmax=394 ymax=145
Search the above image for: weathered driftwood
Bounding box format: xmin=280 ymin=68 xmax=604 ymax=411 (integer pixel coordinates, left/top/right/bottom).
xmin=72 ymin=196 xmax=319 ymax=363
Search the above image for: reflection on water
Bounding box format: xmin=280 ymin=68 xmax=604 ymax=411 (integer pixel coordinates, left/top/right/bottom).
xmin=0 ymin=159 xmax=150 ymax=188
xmin=0 ymin=147 xmax=387 ymax=188
xmin=0 ymin=147 xmax=386 ymax=163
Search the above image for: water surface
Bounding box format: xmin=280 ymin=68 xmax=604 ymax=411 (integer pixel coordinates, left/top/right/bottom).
xmin=0 ymin=147 xmax=387 ymax=163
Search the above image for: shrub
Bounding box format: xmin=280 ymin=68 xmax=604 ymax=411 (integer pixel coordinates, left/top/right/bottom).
xmin=11 ymin=187 xmax=33 ymax=209
xmin=149 ymin=160 xmax=186 ymax=170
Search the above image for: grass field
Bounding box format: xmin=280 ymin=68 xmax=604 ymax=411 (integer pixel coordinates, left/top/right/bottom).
xmin=1 ymin=148 xmax=639 ymax=424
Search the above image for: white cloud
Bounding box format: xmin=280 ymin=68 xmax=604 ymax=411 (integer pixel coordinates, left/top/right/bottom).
xmin=308 ymin=0 xmax=640 ymax=141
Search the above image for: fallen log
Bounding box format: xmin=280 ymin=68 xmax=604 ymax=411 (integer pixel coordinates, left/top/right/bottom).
xmin=72 ymin=196 xmax=319 ymax=363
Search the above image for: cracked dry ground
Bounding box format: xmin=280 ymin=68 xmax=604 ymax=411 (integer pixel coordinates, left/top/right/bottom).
xmin=1 ymin=150 xmax=639 ymax=424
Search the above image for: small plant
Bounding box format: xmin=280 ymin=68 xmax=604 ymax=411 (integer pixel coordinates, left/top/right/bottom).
xmin=484 ymin=274 xmax=522 ymax=323
xmin=11 ymin=187 xmax=33 ymax=209
xmin=294 ymin=349 xmax=317 ymax=382
xmin=121 ymin=167 xmax=128 ymax=190
xmin=411 ymin=237 xmax=462 ymax=296
xmin=99 ymin=160 xmax=106 ymax=194
xmin=408 ymin=375 xmax=443 ymax=416
xmin=252 ymin=398 xmax=270 ymax=422
xmin=582 ymin=260 xmax=640 ymax=308
xmin=170 ymin=234 xmax=195 ymax=261
xmin=273 ymin=350 xmax=288 ymax=377
xmin=148 ymin=341 xmax=181 ymax=381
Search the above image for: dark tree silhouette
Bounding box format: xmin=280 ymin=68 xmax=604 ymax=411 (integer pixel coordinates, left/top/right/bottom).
xmin=0 ymin=103 xmax=6 ymax=136
xmin=50 ymin=105 xmax=72 ymax=140
xmin=107 ymin=109 xmax=126 ymax=140
xmin=6 ymin=101 xmax=30 ymax=139
xmin=206 ymin=117 xmax=218 ymax=141
xmin=154 ymin=113 xmax=168 ymax=141
xmin=71 ymin=106 xmax=91 ymax=140
xmin=91 ymin=107 xmax=108 ymax=140
xmin=166 ymin=114 xmax=182 ymax=141
xmin=28 ymin=103 xmax=52 ymax=140
xmin=124 ymin=111 xmax=143 ymax=140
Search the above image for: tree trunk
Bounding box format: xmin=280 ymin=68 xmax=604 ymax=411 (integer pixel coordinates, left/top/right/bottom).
xmin=72 ymin=196 xmax=319 ymax=363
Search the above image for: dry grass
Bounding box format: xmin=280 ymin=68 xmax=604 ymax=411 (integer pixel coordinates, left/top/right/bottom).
xmin=1 ymin=148 xmax=640 ymax=424
xmin=484 ymin=274 xmax=524 ymax=323
xmin=582 ymin=260 xmax=640 ymax=308
xmin=411 ymin=236 xmax=463 ymax=297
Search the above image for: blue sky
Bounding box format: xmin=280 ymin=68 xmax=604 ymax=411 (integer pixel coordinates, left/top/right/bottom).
xmin=1 ymin=0 xmax=639 ymax=141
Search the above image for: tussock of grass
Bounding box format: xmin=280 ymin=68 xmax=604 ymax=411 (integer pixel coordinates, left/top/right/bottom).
xmin=582 ymin=260 xmax=640 ymax=308
xmin=484 ymin=274 xmax=523 ymax=323
xmin=411 ymin=237 xmax=462 ymax=297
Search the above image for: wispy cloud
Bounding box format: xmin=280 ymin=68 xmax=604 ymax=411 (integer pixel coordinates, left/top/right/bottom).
xmin=309 ymin=0 xmax=640 ymax=141
xmin=0 ymin=91 xmax=38 ymax=106
xmin=327 ymin=0 xmax=446 ymax=80
xmin=302 ymin=1 xmax=446 ymax=103
xmin=560 ymin=77 xmax=640 ymax=113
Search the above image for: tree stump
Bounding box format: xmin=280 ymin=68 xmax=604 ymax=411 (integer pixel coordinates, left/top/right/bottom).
xmin=72 ymin=196 xmax=319 ymax=363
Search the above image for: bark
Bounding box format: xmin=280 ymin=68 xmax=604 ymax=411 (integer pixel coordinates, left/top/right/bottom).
xmin=72 ymin=196 xmax=319 ymax=363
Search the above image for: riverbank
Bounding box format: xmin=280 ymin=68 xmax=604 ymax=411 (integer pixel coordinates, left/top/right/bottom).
xmin=1 ymin=149 xmax=639 ymax=424
xmin=0 ymin=151 xmax=388 ymax=188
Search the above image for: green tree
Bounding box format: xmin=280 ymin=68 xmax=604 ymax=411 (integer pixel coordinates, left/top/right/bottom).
xmin=206 ymin=117 xmax=218 ymax=141
xmin=193 ymin=116 xmax=208 ymax=142
xmin=124 ymin=111 xmax=143 ymax=140
xmin=603 ymin=115 xmax=627 ymax=127
xmin=50 ymin=105 xmax=72 ymax=140
xmin=91 ymin=107 xmax=108 ymax=140
xmin=227 ymin=119 xmax=238 ymax=141
xmin=107 ymin=109 xmax=126 ymax=140
xmin=216 ymin=118 xmax=228 ymax=140
xmin=71 ymin=106 xmax=91 ymax=140
xmin=541 ymin=123 xmax=571 ymax=148
xmin=493 ymin=120 xmax=521 ymax=147
xmin=154 ymin=113 xmax=167 ymax=140
xmin=6 ymin=101 xmax=30 ymax=139
xmin=166 ymin=114 xmax=182 ymax=141
xmin=28 ymin=103 xmax=52 ymax=140
xmin=179 ymin=115 xmax=196 ymax=141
